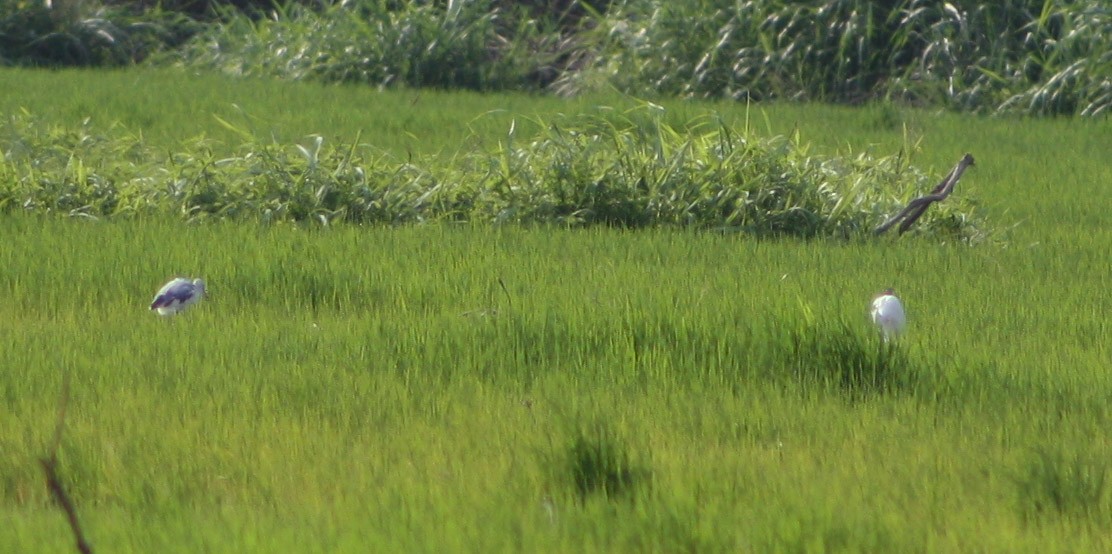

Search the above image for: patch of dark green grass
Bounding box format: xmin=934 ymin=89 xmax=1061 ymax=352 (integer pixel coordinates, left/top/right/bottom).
xmin=1016 ymin=447 xmax=1111 ymax=525
xmin=561 ymin=423 xmax=651 ymax=502
xmin=783 ymin=319 xmax=917 ymax=399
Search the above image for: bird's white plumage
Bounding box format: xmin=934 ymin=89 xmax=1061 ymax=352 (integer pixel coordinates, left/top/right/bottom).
xmin=150 ymin=277 xmax=206 ymax=316
xmin=870 ymin=288 xmax=905 ymax=341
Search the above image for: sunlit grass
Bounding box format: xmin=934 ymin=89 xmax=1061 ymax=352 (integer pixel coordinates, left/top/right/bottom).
xmin=0 ymin=69 xmax=1111 ymax=551
xmin=1 ymin=216 xmax=1111 ymax=551
xmin=0 ymin=79 xmax=990 ymax=239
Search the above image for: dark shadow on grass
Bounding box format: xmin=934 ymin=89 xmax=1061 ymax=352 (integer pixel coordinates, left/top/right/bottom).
xmin=783 ymin=320 xmax=918 ymax=400
xmin=545 ymin=422 xmax=652 ymax=504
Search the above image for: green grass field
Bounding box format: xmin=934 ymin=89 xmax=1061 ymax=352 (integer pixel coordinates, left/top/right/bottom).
xmin=2 ymin=68 xmax=1112 ymax=552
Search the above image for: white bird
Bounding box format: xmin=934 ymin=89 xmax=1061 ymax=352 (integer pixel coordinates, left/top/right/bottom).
xmin=870 ymin=288 xmax=906 ymax=341
xmin=150 ymin=277 xmax=206 ymax=316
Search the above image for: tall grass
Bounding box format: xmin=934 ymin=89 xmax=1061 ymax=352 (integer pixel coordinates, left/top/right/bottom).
xmin=0 ymin=0 xmax=198 ymax=66
xmin=2 ymin=216 xmax=1111 ymax=552
xmin=4 ymin=1 xmax=1109 ymax=115
xmin=568 ymin=0 xmax=1112 ymax=116
xmin=1 ymin=67 xmax=1107 ymax=231
xmin=0 ymin=106 xmax=989 ymax=240
xmin=2 ymin=68 xmax=1112 ymax=551
xmin=146 ymin=0 xmax=1112 ymax=116
xmin=164 ymin=0 xmax=565 ymax=91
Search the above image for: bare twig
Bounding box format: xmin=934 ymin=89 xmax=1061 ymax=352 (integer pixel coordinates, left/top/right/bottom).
xmin=874 ymin=153 xmax=975 ymax=235
xmin=40 ymin=372 xmax=93 ymax=554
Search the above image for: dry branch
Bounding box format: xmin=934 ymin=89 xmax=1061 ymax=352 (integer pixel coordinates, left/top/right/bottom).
xmin=874 ymin=153 xmax=975 ymax=235
xmin=40 ymin=372 xmax=94 ymax=554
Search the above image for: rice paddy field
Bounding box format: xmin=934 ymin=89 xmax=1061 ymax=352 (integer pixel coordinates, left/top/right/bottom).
xmin=2 ymin=68 xmax=1112 ymax=552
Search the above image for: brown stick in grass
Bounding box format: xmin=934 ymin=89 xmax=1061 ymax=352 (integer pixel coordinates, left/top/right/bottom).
xmin=874 ymin=153 xmax=975 ymax=235
xmin=40 ymin=372 xmax=93 ymax=554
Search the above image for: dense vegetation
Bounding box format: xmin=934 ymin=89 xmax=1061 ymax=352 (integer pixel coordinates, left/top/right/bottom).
xmin=1 ymin=28 xmax=1111 ymax=554
xmin=1 ymin=90 xmax=1110 ymax=546
xmin=2 ymin=0 xmax=1110 ymax=116
xmin=0 ymin=101 xmax=986 ymax=239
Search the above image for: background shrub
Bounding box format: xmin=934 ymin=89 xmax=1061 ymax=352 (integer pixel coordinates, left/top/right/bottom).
xmin=3 ymin=0 xmax=1108 ymax=115
xmin=574 ymin=0 xmax=1111 ymax=115
xmin=0 ymin=109 xmax=991 ymax=241
xmin=0 ymin=0 xmax=199 ymax=66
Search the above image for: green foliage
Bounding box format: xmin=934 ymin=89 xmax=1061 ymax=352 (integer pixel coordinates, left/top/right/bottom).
xmin=562 ymin=424 xmax=650 ymax=501
xmin=2 ymin=211 xmax=1111 ymax=551
xmin=0 ymin=108 xmax=989 ymax=240
xmin=477 ymin=108 xmax=987 ymax=241
xmin=1017 ymin=448 xmax=1111 ymax=524
xmin=996 ymin=3 xmax=1112 ymax=116
xmin=162 ymin=0 xmax=569 ymax=90
xmin=0 ymin=0 xmax=198 ymax=66
xmin=558 ymin=0 xmax=1112 ymax=116
xmin=3 ymin=1 xmax=1109 ymax=115
xmin=784 ymin=318 xmax=916 ymax=397
xmin=3 ymin=69 xmax=1112 ymax=553
xmin=103 ymin=0 xmax=326 ymax=20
